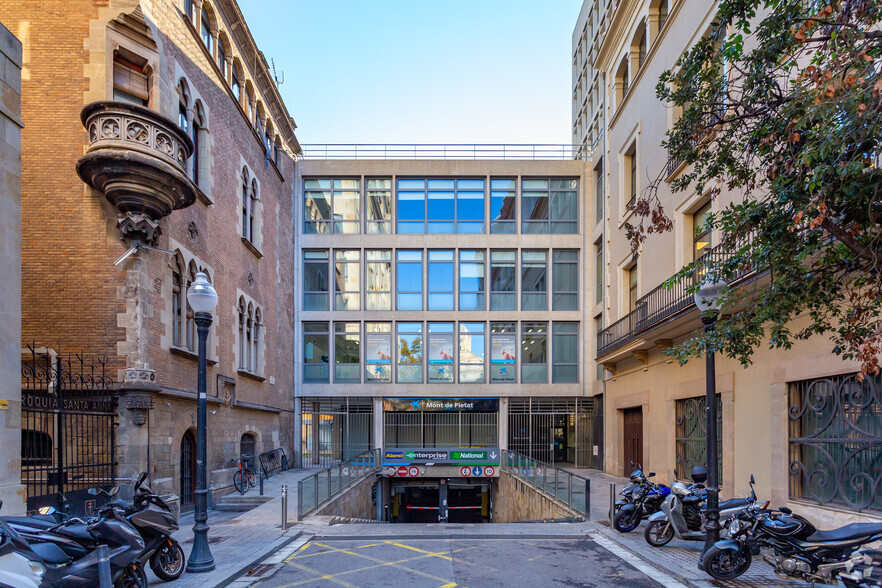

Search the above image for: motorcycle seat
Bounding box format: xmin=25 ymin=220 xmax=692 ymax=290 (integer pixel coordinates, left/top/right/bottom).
xmin=719 ymin=498 xmax=749 ymax=510
xmin=30 ymin=541 xmax=70 ymax=564
xmin=807 ymin=523 xmax=882 ymax=542
xmin=3 ymin=516 xmax=56 ymax=530
xmin=56 ymin=523 xmax=93 ymax=541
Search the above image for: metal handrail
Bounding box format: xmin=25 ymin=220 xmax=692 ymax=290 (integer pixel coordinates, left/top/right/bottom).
xmin=300 ymin=144 xmax=593 ymax=161
xmin=502 ymin=450 xmax=590 ymax=518
xmin=297 ymin=449 xmax=380 ymax=518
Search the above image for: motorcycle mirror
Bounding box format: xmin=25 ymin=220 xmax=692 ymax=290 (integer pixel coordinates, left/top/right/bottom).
xmin=135 ymin=472 xmax=147 ymax=491
xmin=37 ymin=506 xmax=56 ymax=515
xmin=87 ymin=488 xmax=99 ymax=496
xmin=749 ymin=474 xmax=755 ymax=485
xmin=779 ymin=506 xmax=792 ymax=515
xmin=109 ymin=486 xmax=120 ymax=497
xmin=630 ymin=460 xmax=634 ymax=467
xmin=648 ymin=472 xmax=656 ymax=477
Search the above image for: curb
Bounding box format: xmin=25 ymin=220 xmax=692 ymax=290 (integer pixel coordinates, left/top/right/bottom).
xmin=216 ymin=530 xmax=303 ymax=588
xmin=587 ymin=528 xmax=704 ymax=588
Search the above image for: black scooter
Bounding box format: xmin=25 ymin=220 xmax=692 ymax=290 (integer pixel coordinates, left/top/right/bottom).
xmin=2 ymin=487 xmax=147 ymax=587
xmin=701 ymin=475 xmax=882 ymax=585
xmin=122 ymin=472 xmax=184 ymax=582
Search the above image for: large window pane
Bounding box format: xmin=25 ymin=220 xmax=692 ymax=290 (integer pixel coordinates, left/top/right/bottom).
xmin=303 ymin=250 xmax=329 ymax=311
xmin=334 ymin=323 xmax=360 ymax=383
xmin=459 ymin=322 xmax=485 ymax=383
xmin=521 ymin=250 xmax=547 ymax=311
xmin=397 ymin=322 xmax=423 ymax=383
xmin=303 ymin=322 xmax=329 ymax=383
xmin=552 ymin=250 xmax=579 ymax=311
xmin=428 ymin=250 xmax=454 ymax=311
xmin=397 ymin=178 xmax=426 ymax=234
xmin=490 ymin=178 xmax=516 ymax=234
xmin=521 ymin=322 xmax=547 ymax=383
xmin=490 ymin=250 xmax=516 ymax=311
xmin=456 ymin=178 xmax=485 ymax=234
xmin=459 ymin=250 xmax=485 ymax=311
xmin=366 ymin=249 xmax=391 ymax=310
xmin=521 ymin=178 xmax=548 ymax=234
xmin=552 ymin=322 xmax=578 ymax=383
xmin=427 ymin=322 xmax=454 ymax=383
xmin=367 ymin=178 xmax=391 ymax=234
xmin=365 ymin=322 xmax=392 ymax=382
xmin=334 ymin=250 xmax=360 ymax=310
xmin=521 ymin=178 xmax=578 ymax=234
xmin=595 ymin=244 xmax=603 ymax=304
xmin=427 ymin=179 xmax=455 ymax=234
xmin=490 ymin=322 xmax=516 ymax=383
xmin=333 ymin=178 xmax=360 ymax=234
xmin=304 ymin=178 xmax=360 ymax=234
xmin=396 ymin=250 xmax=423 ymax=310
xmin=304 ymin=178 xmax=331 ymax=234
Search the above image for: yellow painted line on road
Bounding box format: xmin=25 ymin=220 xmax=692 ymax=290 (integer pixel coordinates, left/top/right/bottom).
xmin=439 ymin=582 xmax=458 ymax=588
xmin=357 ymin=543 xmax=381 ymax=548
xmin=281 ymin=562 xmax=358 ymax=588
xmin=385 ymin=541 xmax=453 ymax=561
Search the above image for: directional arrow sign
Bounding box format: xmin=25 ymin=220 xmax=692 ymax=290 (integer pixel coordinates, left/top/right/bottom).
xmin=489 ymin=451 xmax=498 ymax=459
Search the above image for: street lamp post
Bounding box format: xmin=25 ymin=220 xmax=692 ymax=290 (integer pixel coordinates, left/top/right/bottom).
xmin=694 ymin=278 xmax=726 ymax=561
xmin=186 ymin=272 xmax=218 ymax=573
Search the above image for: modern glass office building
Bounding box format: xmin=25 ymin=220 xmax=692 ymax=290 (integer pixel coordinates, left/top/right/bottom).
xmin=294 ymin=157 xmax=601 ymax=521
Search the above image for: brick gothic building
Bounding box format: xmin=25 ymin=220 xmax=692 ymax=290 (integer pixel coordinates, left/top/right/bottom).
xmin=1 ymin=0 xmax=299 ymax=512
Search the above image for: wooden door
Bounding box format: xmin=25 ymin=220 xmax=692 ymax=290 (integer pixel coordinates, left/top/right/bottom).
xmin=623 ymin=407 xmax=643 ymax=476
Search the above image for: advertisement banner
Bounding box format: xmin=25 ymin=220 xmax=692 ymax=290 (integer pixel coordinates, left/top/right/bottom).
xmin=382 ymin=398 xmax=499 ymax=412
xmin=365 ymin=332 xmax=392 ymax=364
xmin=490 ymin=333 xmax=516 ymax=383
xmin=427 ymin=332 xmax=454 ymax=383
xmin=382 ymin=447 xmax=501 ymax=466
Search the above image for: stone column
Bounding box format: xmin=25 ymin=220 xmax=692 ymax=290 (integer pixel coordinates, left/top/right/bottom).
xmin=0 ymin=22 xmax=25 ymax=515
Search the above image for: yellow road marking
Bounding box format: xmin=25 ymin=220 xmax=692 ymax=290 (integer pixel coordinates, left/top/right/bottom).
xmin=439 ymin=583 xmax=458 ymax=588
xmin=386 ymin=541 xmax=453 ymax=561
xmin=281 ymin=562 xmax=358 ymax=588
xmin=357 ymin=543 xmax=381 ymax=548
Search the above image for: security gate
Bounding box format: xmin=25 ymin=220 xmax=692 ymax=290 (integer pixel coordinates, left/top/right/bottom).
xmin=21 ymin=346 xmax=117 ymax=516
xmin=508 ymin=398 xmax=594 ymax=467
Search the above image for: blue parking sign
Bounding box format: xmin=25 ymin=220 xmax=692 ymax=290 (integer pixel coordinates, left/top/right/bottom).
xmin=472 ymin=466 xmax=483 ymax=476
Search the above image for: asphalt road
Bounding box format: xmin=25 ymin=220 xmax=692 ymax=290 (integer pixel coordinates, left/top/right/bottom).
xmin=250 ymin=537 xmax=670 ymax=588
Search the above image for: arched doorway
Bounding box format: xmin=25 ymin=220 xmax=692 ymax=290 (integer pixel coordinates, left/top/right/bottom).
xmin=180 ymin=430 xmax=196 ymax=509
xmin=240 ymin=432 xmax=257 ymax=470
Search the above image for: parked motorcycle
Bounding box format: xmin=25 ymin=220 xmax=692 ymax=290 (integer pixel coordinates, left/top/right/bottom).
xmin=613 ymin=465 xmax=671 ymax=532
xmin=613 ymin=464 xmax=648 ymax=515
xmin=699 ymin=477 xmax=882 ymax=585
xmin=123 ymin=472 xmax=184 ymax=582
xmin=4 ymin=486 xmax=148 ymax=587
xmin=0 ymin=503 xmax=43 ymax=588
xmin=643 ymin=469 xmax=755 ymax=546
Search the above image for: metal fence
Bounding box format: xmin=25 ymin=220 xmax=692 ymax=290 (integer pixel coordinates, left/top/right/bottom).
xmin=301 ymin=397 xmax=373 ymax=469
xmin=502 ymin=450 xmax=590 ymax=518
xmin=298 ymin=449 xmax=380 ymax=519
xmin=300 ymin=144 xmax=592 ymax=161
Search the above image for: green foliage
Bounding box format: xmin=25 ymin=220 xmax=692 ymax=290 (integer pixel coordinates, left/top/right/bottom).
xmin=631 ymin=0 xmax=882 ymax=375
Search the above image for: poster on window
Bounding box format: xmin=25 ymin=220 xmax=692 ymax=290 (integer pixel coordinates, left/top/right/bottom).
xmin=427 ymin=333 xmax=454 ymax=383
xmin=365 ymin=332 xmax=392 ymax=382
xmin=490 ymin=333 xmax=516 ymax=383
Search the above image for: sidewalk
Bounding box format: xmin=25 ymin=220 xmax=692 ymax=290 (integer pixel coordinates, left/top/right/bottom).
xmin=149 ymin=467 xmax=316 ymax=588
xmin=562 ymin=467 xmax=629 ymax=520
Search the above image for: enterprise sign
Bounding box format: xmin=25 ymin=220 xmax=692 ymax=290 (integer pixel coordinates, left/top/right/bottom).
xmin=383 ymin=398 xmax=499 ymax=413
xmin=382 ymin=447 xmax=501 ymax=466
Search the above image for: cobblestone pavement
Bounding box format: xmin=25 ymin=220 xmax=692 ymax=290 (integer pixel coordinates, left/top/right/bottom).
xmin=241 ymin=536 xmax=681 ymax=588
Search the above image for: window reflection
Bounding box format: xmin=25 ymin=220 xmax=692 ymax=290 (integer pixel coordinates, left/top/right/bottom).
xmin=334 ymin=250 xmax=360 ymax=310
xmin=396 ymin=250 xmax=423 ymax=310
xmin=397 ymin=323 xmax=423 ymax=383
xmin=490 ymin=178 xmax=516 ymax=234
xmin=458 ymin=250 xmax=485 ymax=311
xmin=459 ymin=322 xmax=485 ymax=383
xmin=552 ymin=250 xmax=579 ymax=311
xmin=303 ymin=322 xmax=329 ymax=382
xmin=428 ymin=322 xmax=454 ymax=383
xmin=334 ymin=323 xmax=360 ymax=383
xmin=395 ymin=178 xmax=485 ymax=234
xmin=521 ymin=322 xmax=548 ymax=383
xmin=428 ymin=250 xmax=454 ymax=310
xmin=490 ymin=250 xmax=516 ymax=311
xmin=552 ymin=322 xmax=579 ymax=383
xmin=365 ymin=250 xmax=391 ymax=310
xmin=521 ymin=178 xmax=578 ymax=234
xmin=303 ymin=250 xmax=329 ymax=310
xmin=522 ymin=250 xmax=548 ymax=311
xmin=367 ymin=179 xmax=391 ymax=234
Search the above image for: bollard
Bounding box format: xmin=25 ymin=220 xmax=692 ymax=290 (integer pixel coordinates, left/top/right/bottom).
xmin=609 ymin=483 xmax=616 ymax=526
xmin=585 ymin=478 xmax=591 ymax=519
xmin=260 ymin=472 xmax=264 ymax=496
xmin=281 ymin=485 xmax=288 ymax=531
xmin=96 ymin=544 xmax=111 ymax=588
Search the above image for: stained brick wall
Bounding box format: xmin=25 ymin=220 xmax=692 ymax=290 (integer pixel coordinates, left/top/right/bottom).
xmin=1 ymin=0 xmax=296 ymax=502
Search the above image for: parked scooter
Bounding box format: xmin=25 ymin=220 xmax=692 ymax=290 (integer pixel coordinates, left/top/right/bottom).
xmin=643 ymin=467 xmax=753 ymax=547
xmin=0 ymin=503 xmax=44 ymax=588
xmin=4 ymin=486 xmax=148 ymax=587
xmin=700 ymin=479 xmax=882 ymax=585
xmin=122 ymin=472 xmax=184 ymax=582
xmin=613 ymin=464 xmax=671 ymax=532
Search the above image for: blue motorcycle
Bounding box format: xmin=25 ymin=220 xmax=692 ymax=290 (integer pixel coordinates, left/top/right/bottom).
xmin=613 ymin=464 xmax=671 ymax=533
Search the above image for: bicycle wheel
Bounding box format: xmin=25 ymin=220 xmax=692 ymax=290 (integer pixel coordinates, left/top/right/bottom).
xmin=247 ymin=468 xmax=257 ymax=488
xmin=233 ymin=470 xmax=246 ymax=494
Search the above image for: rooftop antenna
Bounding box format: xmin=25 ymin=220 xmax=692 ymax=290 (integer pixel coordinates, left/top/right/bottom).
xmin=271 ymin=58 xmax=284 ymax=86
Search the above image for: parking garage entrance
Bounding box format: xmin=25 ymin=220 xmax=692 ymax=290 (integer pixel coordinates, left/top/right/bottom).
xmin=391 ymin=478 xmax=491 ymax=523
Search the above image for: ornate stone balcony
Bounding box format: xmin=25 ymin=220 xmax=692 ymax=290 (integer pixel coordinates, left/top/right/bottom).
xmin=76 ymin=101 xmax=197 ymax=244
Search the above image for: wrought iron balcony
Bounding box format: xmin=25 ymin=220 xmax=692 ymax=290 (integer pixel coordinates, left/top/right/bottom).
xmin=76 ymin=101 xmax=196 ymax=244
xmin=597 ymin=237 xmax=756 ymax=358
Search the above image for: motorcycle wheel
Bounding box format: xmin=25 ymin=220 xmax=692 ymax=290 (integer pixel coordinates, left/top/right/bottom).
xmin=644 ymin=520 xmax=674 ymax=547
xmin=704 ymin=545 xmax=752 ymax=580
xmin=151 ymin=539 xmax=186 ymax=582
xmin=116 ymin=563 xmax=148 ymax=588
xmin=613 ymin=508 xmax=641 ymax=533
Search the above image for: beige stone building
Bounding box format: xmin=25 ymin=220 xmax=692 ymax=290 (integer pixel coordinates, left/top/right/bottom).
xmin=0 ymin=20 xmax=23 ymax=514
xmin=575 ymin=0 xmax=882 ymax=526
xmin=1 ymin=0 xmax=299 ymax=514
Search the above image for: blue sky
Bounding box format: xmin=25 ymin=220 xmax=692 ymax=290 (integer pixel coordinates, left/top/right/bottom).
xmin=239 ymin=1 xmax=582 ymax=145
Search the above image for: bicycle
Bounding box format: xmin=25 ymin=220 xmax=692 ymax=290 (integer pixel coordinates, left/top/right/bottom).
xmin=232 ymin=454 xmax=256 ymax=495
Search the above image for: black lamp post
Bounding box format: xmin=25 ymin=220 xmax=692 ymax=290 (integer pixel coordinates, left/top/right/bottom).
xmin=694 ymin=277 xmax=726 ymax=561
xmin=185 ymin=271 xmax=217 ymax=573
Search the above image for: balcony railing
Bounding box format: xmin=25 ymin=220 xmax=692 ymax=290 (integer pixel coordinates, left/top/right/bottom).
xmin=300 ymin=144 xmax=592 ymax=161
xmin=597 ymin=236 xmax=755 ymax=358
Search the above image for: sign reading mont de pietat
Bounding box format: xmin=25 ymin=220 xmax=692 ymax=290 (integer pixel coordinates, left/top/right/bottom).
xmin=382 ymin=398 xmax=499 ymax=413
